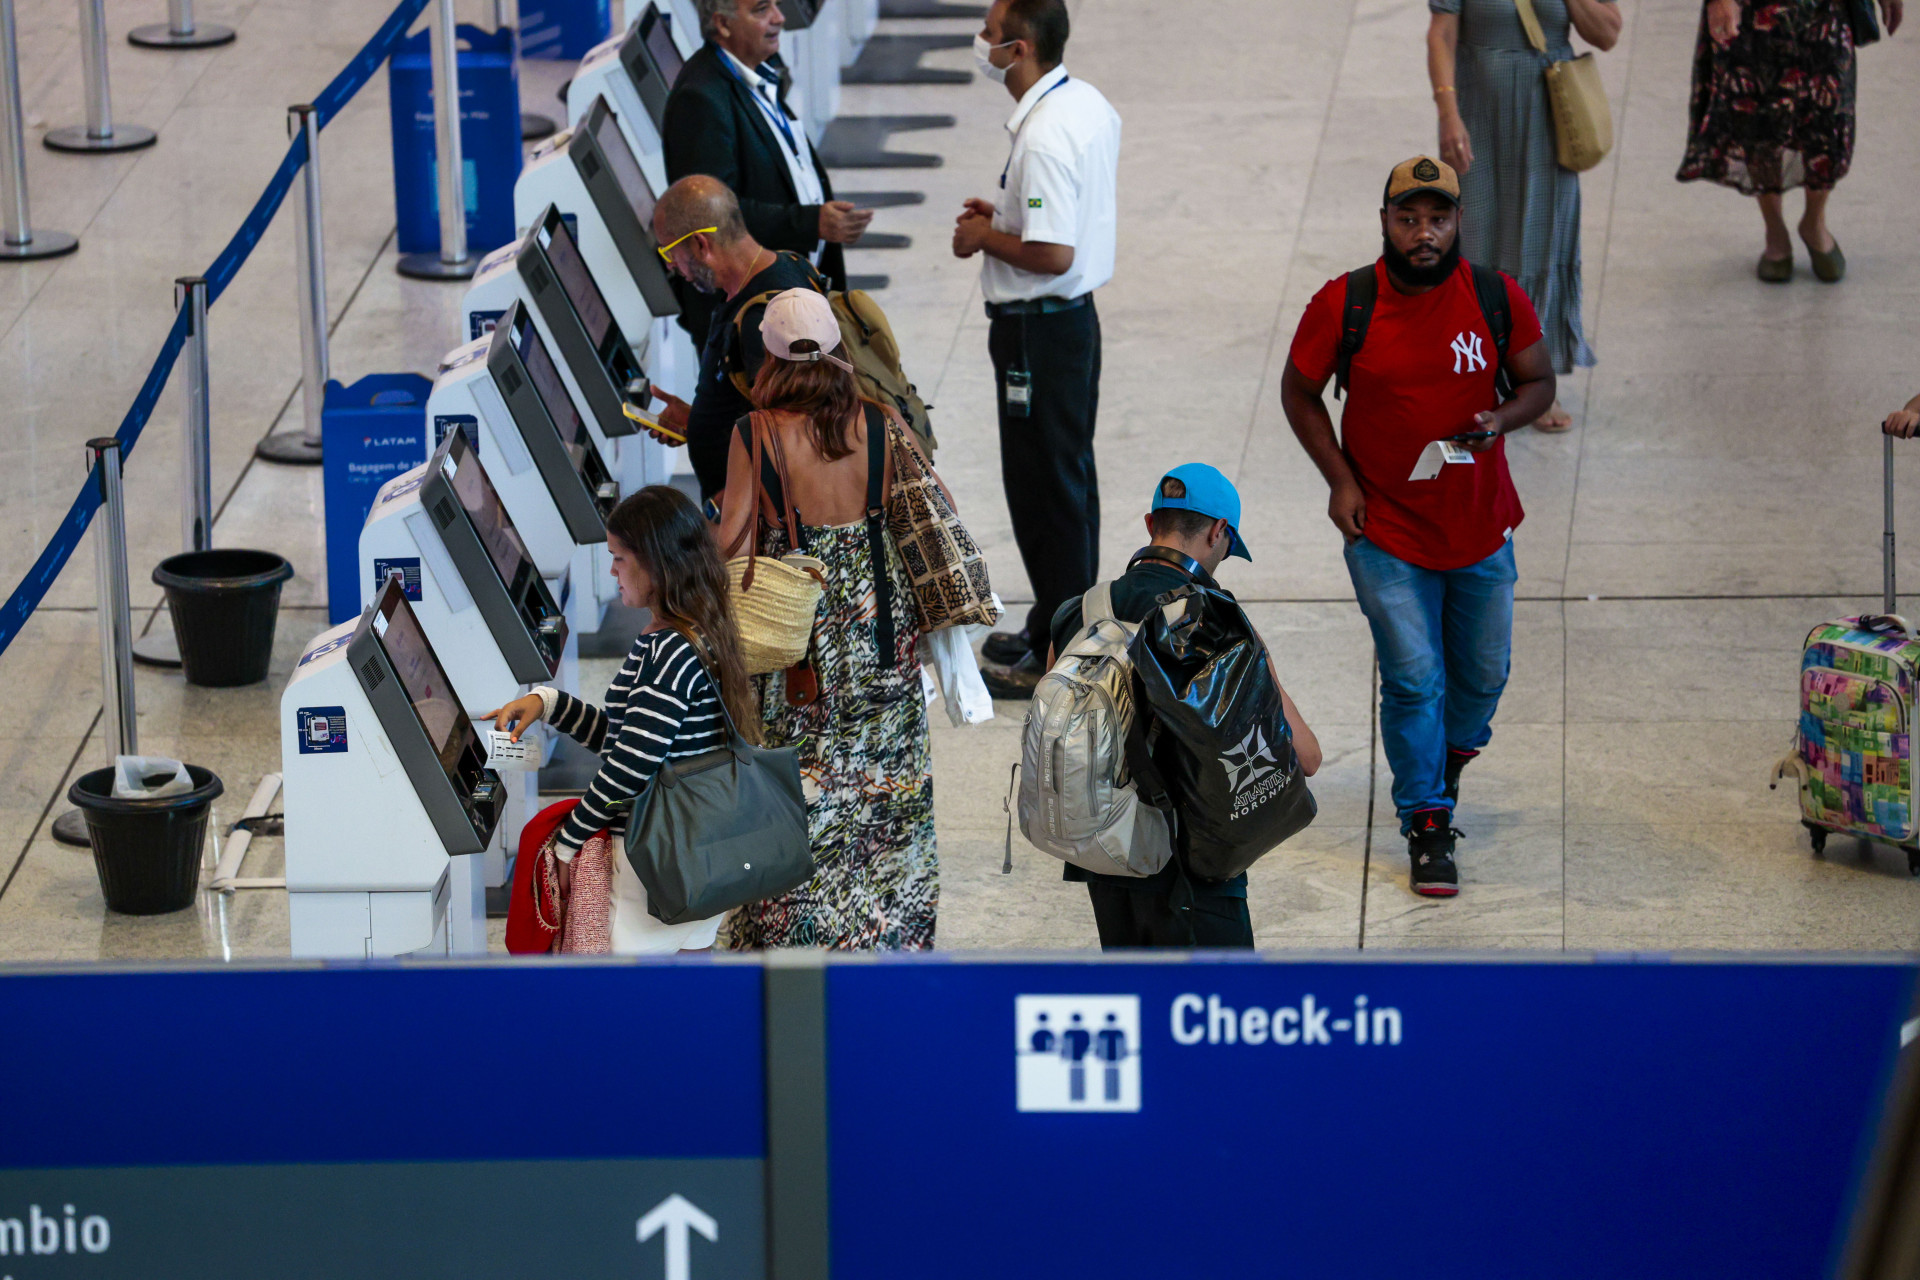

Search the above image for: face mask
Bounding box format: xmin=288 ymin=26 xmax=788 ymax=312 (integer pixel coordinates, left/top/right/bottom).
xmin=972 ymin=33 xmax=1013 ymax=83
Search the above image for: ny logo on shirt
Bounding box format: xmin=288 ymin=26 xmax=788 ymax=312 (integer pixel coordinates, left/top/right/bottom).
xmin=1450 ymin=330 xmax=1487 ymax=375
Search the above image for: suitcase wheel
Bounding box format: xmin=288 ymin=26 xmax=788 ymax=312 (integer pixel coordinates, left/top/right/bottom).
xmin=1803 ymin=822 xmax=1827 ymax=857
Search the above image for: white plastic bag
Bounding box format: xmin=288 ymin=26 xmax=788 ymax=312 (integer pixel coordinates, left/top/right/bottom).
xmin=112 ymin=755 xmax=193 ymax=800
xmin=918 ymin=626 xmax=994 ymax=728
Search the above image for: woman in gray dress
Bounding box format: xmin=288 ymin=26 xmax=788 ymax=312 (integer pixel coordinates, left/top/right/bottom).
xmin=1427 ymin=0 xmax=1620 ymax=432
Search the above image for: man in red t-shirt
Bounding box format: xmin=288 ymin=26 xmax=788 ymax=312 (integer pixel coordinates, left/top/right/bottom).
xmin=1280 ymin=155 xmax=1555 ymax=898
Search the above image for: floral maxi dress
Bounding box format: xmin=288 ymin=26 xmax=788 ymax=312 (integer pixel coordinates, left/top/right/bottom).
xmin=1677 ymin=0 xmax=1857 ymax=194
xmin=727 ymin=512 xmax=938 ymax=951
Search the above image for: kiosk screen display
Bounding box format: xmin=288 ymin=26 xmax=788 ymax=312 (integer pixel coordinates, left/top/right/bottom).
xmin=643 ymin=8 xmax=683 ymax=88
xmin=538 ymin=213 xmax=615 ymax=352
xmin=443 ymin=434 xmax=534 ymax=590
xmin=590 ymin=106 xmax=657 ymax=237
xmin=374 ymin=591 xmax=468 ymax=779
xmin=511 ymin=310 xmax=592 ymax=470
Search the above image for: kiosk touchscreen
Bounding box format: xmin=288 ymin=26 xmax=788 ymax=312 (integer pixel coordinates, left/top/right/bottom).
xmin=462 ymin=209 xmax=649 ymax=470
xmin=423 ymin=302 xmax=617 ymax=632
xmin=620 ymin=1 xmax=684 ymax=137
xmin=282 ymin=579 xmax=505 ymax=959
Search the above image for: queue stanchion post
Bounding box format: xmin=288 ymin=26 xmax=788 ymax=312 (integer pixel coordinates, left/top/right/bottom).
xmin=397 ymin=0 xmax=477 ymax=279
xmin=134 ymin=277 xmax=212 ymax=668
xmin=493 ymin=0 xmax=555 ymax=141
xmin=0 ymin=0 xmax=76 ymax=259
xmin=256 ymin=106 xmax=328 ymax=465
xmin=45 ymin=0 xmax=157 ymax=153
xmin=129 ymin=0 xmax=236 ymax=49
xmin=52 ymin=438 xmax=141 ymax=846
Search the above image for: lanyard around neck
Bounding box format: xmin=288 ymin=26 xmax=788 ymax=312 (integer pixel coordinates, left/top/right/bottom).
xmin=1000 ymin=74 xmax=1070 ymax=190
xmin=721 ymin=54 xmax=800 ymax=158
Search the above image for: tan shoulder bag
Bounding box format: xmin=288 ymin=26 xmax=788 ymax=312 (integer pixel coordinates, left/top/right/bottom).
xmin=1513 ymin=0 xmax=1612 ymax=173
xmin=724 ymin=412 xmax=826 ymax=675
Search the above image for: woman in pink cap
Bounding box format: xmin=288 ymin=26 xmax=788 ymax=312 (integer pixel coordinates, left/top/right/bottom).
xmin=716 ymin=287 xmax=942 ymax=950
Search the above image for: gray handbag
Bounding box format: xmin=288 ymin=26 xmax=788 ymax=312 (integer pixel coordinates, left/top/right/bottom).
xmin=624 ymin=647 xmax=815 ymax=926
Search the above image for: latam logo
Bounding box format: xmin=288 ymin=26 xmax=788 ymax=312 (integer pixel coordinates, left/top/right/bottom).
xmin=1015 ymin=995 xmax=1141 ymax=1113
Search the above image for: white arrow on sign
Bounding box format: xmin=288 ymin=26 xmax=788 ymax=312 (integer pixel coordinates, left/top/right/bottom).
xmin=638 ymin=1193 xmax=718 ymax=1280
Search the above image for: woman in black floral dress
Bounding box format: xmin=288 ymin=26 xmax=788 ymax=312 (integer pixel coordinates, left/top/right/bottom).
xmin=1677 ymin=0 xmax=1901 ymax=282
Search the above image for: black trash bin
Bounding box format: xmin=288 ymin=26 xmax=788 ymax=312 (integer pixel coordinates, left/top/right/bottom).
xmin=67 ymin=765 xmax=224 ymax=915
xmin=153 ymin=549 xmax=294 ymax=686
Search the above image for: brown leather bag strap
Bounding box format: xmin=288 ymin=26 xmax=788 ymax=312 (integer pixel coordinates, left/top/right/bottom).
xmin=763 ymin=415 xmax=805 ymax=552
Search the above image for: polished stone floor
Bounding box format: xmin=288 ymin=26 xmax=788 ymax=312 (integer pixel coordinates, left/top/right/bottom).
xmin=0 ymin=0 xmax=1916 ymax=960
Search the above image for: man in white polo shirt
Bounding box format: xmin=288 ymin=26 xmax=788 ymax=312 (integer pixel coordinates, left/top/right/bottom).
xmin=952 ymin=0 xmax=1121 ymax=700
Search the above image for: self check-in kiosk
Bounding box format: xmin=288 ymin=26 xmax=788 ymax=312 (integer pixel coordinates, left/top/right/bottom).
xmin=462 ymin=207 xmax=650 ymax=492
xmin=424 ymin=301 xmax=617 ymax=632
xmin=282 ymin=578 xmax=505 ymax=958
xmin=513 ymin=95 xmax=693 ymax=459
xmin=567 ymin=1 xmax=684 ymax=197
xmin=361 ymin=429 xmax=572 ymax=889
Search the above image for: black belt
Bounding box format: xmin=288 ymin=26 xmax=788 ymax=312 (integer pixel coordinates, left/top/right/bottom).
xmin=984 ymin=293 xmax=1091 ymax=319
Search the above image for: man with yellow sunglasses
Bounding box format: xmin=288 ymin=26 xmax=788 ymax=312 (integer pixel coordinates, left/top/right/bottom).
xmin=642 ymin=175 xmax=821 ymax=501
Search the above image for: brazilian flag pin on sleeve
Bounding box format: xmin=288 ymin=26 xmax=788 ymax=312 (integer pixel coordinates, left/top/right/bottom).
xmin=1028 ymin=197 xmax=1043 ymax=208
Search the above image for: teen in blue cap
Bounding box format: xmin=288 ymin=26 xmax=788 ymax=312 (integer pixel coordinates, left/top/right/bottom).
xmin=1044 ymin=465 xmax=1320 ymax=950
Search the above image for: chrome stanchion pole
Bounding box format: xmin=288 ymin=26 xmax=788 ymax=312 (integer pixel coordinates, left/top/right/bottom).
xmin=45 ymin=0 xmax=157 ymax=152
xmin=0 ymin=0 xmax=76 ymax=258
xmin=129 ymin=0 xmax=236 ymax=49
xmin=52 ymin=437 xmax=140 ymax=846
xmin=494 ymin=0 xmax=555 ymax=142
xmin=135 ymin=277 xmax=212 ymax=667
xmin=397 ymin=0 xmax=476 ymax=279
xmin=256 ymin=105 xmax=327 ymax=465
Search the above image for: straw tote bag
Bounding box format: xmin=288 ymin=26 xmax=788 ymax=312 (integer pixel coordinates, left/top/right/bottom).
xmin=725 ymin=412 xmax=826 ymax=676
xmin=1513 ymin=0 xmax=1612 ymax=173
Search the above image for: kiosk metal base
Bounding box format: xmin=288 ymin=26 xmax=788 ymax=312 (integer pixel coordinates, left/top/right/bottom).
xmin=879 ymin=0 xmax=985 ymax=16
xmin=397 ymin=251 xmax=479 ymax=280
xmin=132 ymin=628 xmax=182 ymax=668
xmin=839 ymin=191 xmax=926 ymax=210
xmin=255 ymin=432 xmax=323 ymax=465
xmin=818 ymin=116 xmax=953 ymax=169
xmin=51 ymin=809 xmax=90 ymax=847
xmin=843 ymin=33 xmax=973 ymax=85
xmin=0 ymin=230 xmax=78 ymax=259
xmin=521 ymin=112 xmax=557 ymax=141
xmin=128 ymin=22 xmax=236 ymax=47
xmin=44 ymin=124 xmax=158 ymax=153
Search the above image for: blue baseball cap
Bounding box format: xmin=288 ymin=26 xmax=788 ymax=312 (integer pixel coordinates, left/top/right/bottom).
xmin=1151 ymin=463 xmax=1251 ymax=561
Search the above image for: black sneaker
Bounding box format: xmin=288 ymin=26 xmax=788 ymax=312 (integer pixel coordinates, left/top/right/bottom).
xmin=1406 ymin=808 xmax=1461 ymax=898
xmin=1443 ymin=747 xmax=1480 ymax=804
xmin=982 ymin=628 xmax=1031 ymax=666
xmin=981 ymin=652 xmax=1046 ymax=701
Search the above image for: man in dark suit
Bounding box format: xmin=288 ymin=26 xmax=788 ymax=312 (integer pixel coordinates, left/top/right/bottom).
xmin=663 ymin=0 xmax=871 ymax=341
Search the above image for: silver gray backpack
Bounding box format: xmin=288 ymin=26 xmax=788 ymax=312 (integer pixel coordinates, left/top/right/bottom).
xmin=1010 ymin=583 xmax=1174 ymax=878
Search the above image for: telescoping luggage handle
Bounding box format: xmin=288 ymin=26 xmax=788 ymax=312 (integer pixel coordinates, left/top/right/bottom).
xmin=1861 ymin=432 xmax=1916 ymax=643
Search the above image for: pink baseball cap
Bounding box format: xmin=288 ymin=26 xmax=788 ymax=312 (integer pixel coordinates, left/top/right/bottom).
xmin=759 ymin=288 xmax=854 ymax=373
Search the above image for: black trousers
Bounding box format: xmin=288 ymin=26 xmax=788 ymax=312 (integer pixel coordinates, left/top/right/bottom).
xmin=1085 ymin=882 xmax=1254 ymax=950
xmin=988 ymin=300 xmax=1101 ymax=661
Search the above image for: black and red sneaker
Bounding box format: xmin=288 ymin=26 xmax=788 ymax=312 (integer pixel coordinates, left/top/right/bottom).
xmin=1443 ymin=748 xmax=1480 ymax=804
xmin=1405 ymin=808 xmax=1461 ymax=897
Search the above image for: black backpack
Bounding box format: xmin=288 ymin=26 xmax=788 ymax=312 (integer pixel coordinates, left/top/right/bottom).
xmin=1333 ymin=262 xmax=1515 ymax=403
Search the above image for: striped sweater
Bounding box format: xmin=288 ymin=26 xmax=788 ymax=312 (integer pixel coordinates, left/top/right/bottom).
xmin=544 ymin=628 xmax=729 ymax=856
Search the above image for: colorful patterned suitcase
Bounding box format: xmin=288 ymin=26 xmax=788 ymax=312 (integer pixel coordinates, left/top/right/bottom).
xmin=1776 ymin=436 xmax=1920 ymax=875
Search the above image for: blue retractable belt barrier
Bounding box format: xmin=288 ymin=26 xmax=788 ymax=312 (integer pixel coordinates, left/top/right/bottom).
xmin=0 ymin=0 xmax=431 ymax=666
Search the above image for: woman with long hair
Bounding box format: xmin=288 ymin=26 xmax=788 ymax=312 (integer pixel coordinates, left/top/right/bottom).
xmin=486 ymin=485 xmax=758 ymax=954
xmin=715 ymin=288 xmax=940 ymax=951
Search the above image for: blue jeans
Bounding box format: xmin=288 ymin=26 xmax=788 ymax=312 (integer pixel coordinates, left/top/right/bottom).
xmin=1343 ymin=537 xmax=1517 ymax=829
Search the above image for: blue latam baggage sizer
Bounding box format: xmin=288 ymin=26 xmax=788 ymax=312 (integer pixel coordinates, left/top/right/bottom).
xmin=388 ymin=24 xmax=524 ymax=257
xmin=321 ymin=373 xmax=433 ymax=626
xmin=519 ymin=0 xmax=611 ymax=60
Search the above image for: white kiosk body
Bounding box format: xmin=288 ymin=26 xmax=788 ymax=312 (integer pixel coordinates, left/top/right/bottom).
xmin=781 ymin=0 xmax=839 ymax=142
xmin=359 ymin=430 xmax=574 ymax=890
xmin=282 ymin=581 xmax=507 ymax=959
xmin=512 ymin=96 xmax=693 ymax=465
xmin=423 ymin=307 xmax=618 ymax=632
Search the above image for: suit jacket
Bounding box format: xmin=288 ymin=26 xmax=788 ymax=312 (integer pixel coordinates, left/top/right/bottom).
xmin=663 ymin=43 xmax=847 ymax=331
